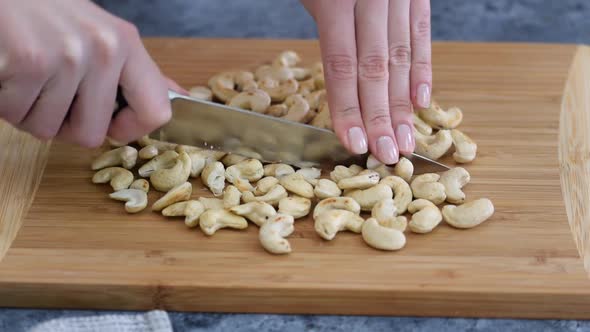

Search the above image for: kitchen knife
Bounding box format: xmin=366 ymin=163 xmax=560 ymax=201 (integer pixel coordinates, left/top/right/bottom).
xmin=114 ymin=88 xmax=450 ymax=171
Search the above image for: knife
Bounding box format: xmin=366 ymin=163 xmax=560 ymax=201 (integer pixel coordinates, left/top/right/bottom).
xmin=114 ymin=88 xmax=450 ymax=171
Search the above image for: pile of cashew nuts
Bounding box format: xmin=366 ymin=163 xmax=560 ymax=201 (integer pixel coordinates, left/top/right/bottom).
xmin=89 ymin=51 xmax=494 ymax=255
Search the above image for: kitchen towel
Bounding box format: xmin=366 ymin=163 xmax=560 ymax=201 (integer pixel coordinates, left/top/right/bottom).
xmin=28 ymin=310 xmax=173 ymax=332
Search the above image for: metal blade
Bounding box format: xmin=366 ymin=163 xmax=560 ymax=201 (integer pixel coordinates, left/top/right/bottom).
xmin=149 ymin=91 xmax=450 ymax=171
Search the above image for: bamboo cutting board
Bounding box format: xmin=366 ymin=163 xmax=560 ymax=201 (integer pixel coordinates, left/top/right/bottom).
xmin=1 ymin=38 xmax=590 ymax=319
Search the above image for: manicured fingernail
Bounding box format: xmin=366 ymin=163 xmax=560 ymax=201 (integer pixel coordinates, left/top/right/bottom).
xmin=417 ymin=84 xmax=431 ymax=108
xmin=377 ymin=136 xmax=398 ymax=165
xmin=396 ymin=124 xmax=414 ymax=153
xmin=347 ymin=127 xmax=368 ymax=154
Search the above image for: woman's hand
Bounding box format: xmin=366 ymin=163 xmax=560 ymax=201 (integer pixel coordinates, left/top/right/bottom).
xmin=0 ymin=0 xmax=175 ymax=147
xmin=301 ymin=0 xmax=432 ymax=164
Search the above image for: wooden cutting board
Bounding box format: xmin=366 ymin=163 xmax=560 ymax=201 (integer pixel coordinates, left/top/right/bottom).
xmin=1 ymin=38 xmax=590 ymax=319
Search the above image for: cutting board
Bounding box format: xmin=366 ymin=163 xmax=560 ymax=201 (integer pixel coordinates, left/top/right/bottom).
xmin=1 ymin=38 xmax=590 ymax=319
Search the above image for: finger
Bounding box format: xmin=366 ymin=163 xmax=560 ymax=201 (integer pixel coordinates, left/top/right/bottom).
xmin=410 ymin=0 xmax=432 ymax=109
xmin=388 ymin=0 xmax=415 ymax=155
xmin=107 ymin=34 xmax=171 ymax=144
xmin=0 ymin=78 xmax=44 ymax=125
xmin=165 ymin=76 xmax=189 ymax=95
xmin=315 ymin=0 xmax=368 ymax=155
xmin=355 ymin=0 xmax=397 ymax=165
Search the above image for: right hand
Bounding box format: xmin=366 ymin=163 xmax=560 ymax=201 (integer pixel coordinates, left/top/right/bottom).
xmin=0 ymin=0 xmax=175 ymax=147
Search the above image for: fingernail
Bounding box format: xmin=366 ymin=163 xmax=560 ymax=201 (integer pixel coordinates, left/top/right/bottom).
xmin=377 ymin=136 xmax=398 ymax=165
xmin=396 ymin=124 xmax=415 ymax=153
xmin=347 ymin=127 xmax=368 ymax=154
xmin=417 ymin=84 xmax=431 ymax=108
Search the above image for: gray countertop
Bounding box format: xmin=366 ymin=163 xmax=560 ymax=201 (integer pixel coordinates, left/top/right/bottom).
xmin=2 ymin=0 xmax=590 ymax=331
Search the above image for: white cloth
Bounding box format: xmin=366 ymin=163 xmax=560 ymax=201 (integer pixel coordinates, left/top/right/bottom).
xmin=28 ymin=310 xmax=173 ymax=332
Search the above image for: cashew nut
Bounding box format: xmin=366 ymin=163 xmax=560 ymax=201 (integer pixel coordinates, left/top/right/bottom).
xmin=138 ymin=150 xmax=179 ymax=177
xmin=92 ymin=167 xmax=134 ymax=191
xmin=330 ymin=164 xmax=364 ymax=183
xmin=313 ymin=197 xmax=361 ymax=219
xmin=254 ymin=176 xmax=279 ymax=196
xmin=230 ymin=201 xmax=277 ymax=226
xmin=207 ymin=71 xmax=238 ymax=102
xmin=345 ymin=183 xmax=393 ymax=212
xmin=442 ymin=198 xmax=494 ymax=229
xmin=410 ymin=173 xmax=447 ymax=205
xmin=439 ymin=167 xmax=470 ymax=204
xmin=201 ymin=161 xmax=226 ymax=196
xmin=138 ymin=145 xmax=160 ymax=160
xmin=280 ymin=94 xmax=310 ymax=123
xmin=393 ymin=157 xmax=414 ymax=183
xmin=152 ymin=182 xmax=192 ymax=212
xmin=130 ymin=179 xmax=149 ymax=193
xmin=109 ymin=189 xmax=148 ymax=213
xmin=91 ymin=146 xmax=138 ymax=170
xmin=225 ymin=159 xmax=264 ymax=182
xmin=259 ymin=77 xmax=299 ymax=103
xmin=371 ymin=198 xmax=409 ymax=232
xmin=188 ymin=85 xmax=213 ymax=101
xmin=413 ymin=113 xmax=433 ymax=135
xmin=278 ymin=196 xmax=311 ymax=219
xmin=337 ymin=170 xmax=380 ymax=190
xmin=298 ymin=77 xmax=317 ymax=96
xmin=408 ymin=199 xmax=443 ymax=234
xmin=221 ymin=153 xmax=248 ymax=167
xmin=199 ymin=209 xmax=248 ymax=236
xmin=296 ymin=167 xmax=321 ymax=186
xmin=414 ymin=129 xmax=453 ymax=160
xmin=313 ymin=179 xmax=342 ymax=199
xmin=137 ymin=136 xmax=177 ymax=151
xmin=198 ymin=197 xmax=225 ymax=211
xmin=272 ymin=50 xmax=301 ymax=67
xmin=309 ymin=102 xmax=332 ymax=130
xmin=254 ymin=65 xmax=294 ymax=82
xmin=242 ymin=184 xmax=288 ymax=207
xmin=314 ymin=209 xmax=364 ymax=241
xmin=176 ymin=146 xmax=226 ymax=178
xmin=263 ymin=163 xmax=295 ymax=178
xmin=418 ymin=101 xmax=463 ymax=129
xmin=259 ymin=213 xmax=295 ymax=254
xmin=451 ymin=129 xmax=477 ymax=163
xmin=106 ymin=137 xmax=126 ymax=148
xmin=279 ymin=173 xmax=315 ymax=199
xmin=150 ymin=151 xmax=192 ymax=192
xmin=162 ymin=200 xmax=205 ymax=228
xmin=223 ymin=185 xmax=242 ymax=209
xmin=234 ymin=71 xmax=258 ymax=91
xmin=380 ymin=176 xmax=412 ymax=214
xmin=266 ymin=104 xmax=288 ymax=117
xmin=361 ymin=218 xmax=406 ymax=251
xmin=304 ymin=90 xmax=326 ymax=110
xmin=227 ymin=89 xmax=271 ymax=113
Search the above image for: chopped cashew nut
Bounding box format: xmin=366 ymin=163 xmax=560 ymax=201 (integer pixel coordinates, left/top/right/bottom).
xmin=362 ymin=218 xmax=406 ymax=251
xmin=176 ymin=146 xmax=226 ymax=178
xmin=138 ymin=150 xmax=179 ymax=177
xmin=227 ymin=89 xmax=271 ymax=113
xmin=442 ymin=198 xmax=495 ymax=229
xmin=314 ymin=179 xmax=342 ymax=199
xmin=337 ymin=171 xmax=380 ymax=190
xmin=310 ymin=102 xmax=332 ymax=129
xmin=439 ymin=167 xmax=471 ymax=204
xmin=380 ymin=176 xmax=412 ymax=214
xmin=314 ymin=209 xmax=364 ymax=241
xmin=451 ymin=129 xmax=477 ymax=163
xmin=410 ymin=173 xmax=447 ymax=205
xmin=199 ymin=209 xmax=248 ymax=236
xmin=152 ymin=182 xmax=192 ymax=212
xmin=91 ymin=146 xmax=138 ymax=170
xmin=414 ymin=129 xmax=453 ymax=160
xmin=230 ymin=201 xmax=277 ymax=226
xmin=263 ymin=163 xmax=295 ymax=178
xmin=109 ymin=189 xmax=148 ymax=213
xmin=130 ymin=179 xmax=149 ymax=193
xmin=393 ymin=157 xmax=414 ymax=183
xmin=279 ymin=173 xmax=315 ymax=198
xmin=295 ymin=167 xmax=321 ymax=186
xmin=223 ymin=185 xmax=242 ymax=209
xmin=198 ymin=197 xmax=225 ymax=211
xmin=345 ymin=183 xmax=393 ymax=212
xmin=254 ymin=176 xmax=280 ymax=196
xmin=280 ymin=94 xmax=310 ymax=123
xmin=369 ymin=198 xmax=408 ymax=232
xmin=418 ymin=101 xmax=463 ymax=129
xmin=313 ymin=197 xmax=361 ymax=219
xmin=201 ymin=161 xmax=226 ymax=196
xmin=278 ymin=196 xmax=311 ymax=219
xmin=139 ymin=145 xmax=159 ymax=160
xmin=413 ymin=113 xmax=433 ymax=135
xmin=330 ymin=164 xmax=364 ymax=183
xmin=259 ymin=213 xmax=295 ymax=254
xmin=408 ymin=199 xmax=443 ymax=233
xmin=259 ymin=77 xmax=299 ymax=103
xmin=92 ymin=167 xmax=134 ymax=191
xmin=221 ymin=153 xmax=248 ymax=167
xmin=225 ymin=159 xmax=264 ymax=182
xmin=242 ymin=184 xmax=288 ymax=207
xmin=207 ymin=71 xmax=238 ymax=102
xmin=189 ymin=86 xmax=213 ymax=101
xmin=162 ymin=200 xmax=205 ymax=228
xmin=150 ymin=151 xmax=192 ymax=192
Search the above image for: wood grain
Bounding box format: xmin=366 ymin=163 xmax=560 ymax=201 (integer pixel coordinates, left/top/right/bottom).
xmin=0 ymin=38 xmax=589 ymax=318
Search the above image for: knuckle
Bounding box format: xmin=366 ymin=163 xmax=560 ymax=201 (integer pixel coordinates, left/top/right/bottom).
xmin=141 ymin=107 xmax=172 ymax=131
xmin=62 ymin=35 xmax=85 ymax=71
xmin=324 ymin=54 xmax=357 ymax=80
xmin=388 ymin=44 xmax=412 ymax=68
xmin=12 ymin=46 xmax=50 ymax=78
xmin=115 ymin=20 xmax=140 ymax=41
xmin=358 ymin=54 xmax=388 ymax=81
xmin=412 ymin=60 xmax=431 ymax=73
xmin=367 ymin=108 xmax=391 ymax=127
xmin=334 ymin=105 xmax=360 ymax=118
xmin=76 ymin=131 xmax=105 ymax=148
xmin=414 ymin=11 xmax=431 ymax=39
xmin=388 ymin=98 xmax=413 ymax=114
xmin=91 ymin=28 xmax=121 ymax=65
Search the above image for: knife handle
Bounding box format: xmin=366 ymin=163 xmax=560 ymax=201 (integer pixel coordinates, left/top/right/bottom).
xmin=112 ymin=86 xmax=129 ymax=117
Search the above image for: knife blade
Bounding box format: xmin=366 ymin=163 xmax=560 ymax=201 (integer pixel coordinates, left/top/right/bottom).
xmin=118 ymin=89 xmax=450 ymax=171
